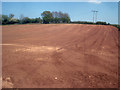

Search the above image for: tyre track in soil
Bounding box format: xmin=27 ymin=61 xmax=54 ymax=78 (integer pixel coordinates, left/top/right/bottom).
xmin=2 ymin=24 xmax=118 ymax=88
xmin=83 ymin=25 xmax=118 ymax=74
xmin=107 ymin=26 xmax=118 ymax=48
xmin=53 ymin=25 xmax=99 ymax=51
xmin=45 ymin=25 xmax=118 ymax=88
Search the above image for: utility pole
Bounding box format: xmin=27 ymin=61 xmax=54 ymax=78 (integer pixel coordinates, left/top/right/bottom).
xmin=92 ymin=10 xmax=95 ymax=23
xmin=92 ymin=10 xmax=98 ymax=23
xmin=95 ymin=11 xmax=98 ymax=23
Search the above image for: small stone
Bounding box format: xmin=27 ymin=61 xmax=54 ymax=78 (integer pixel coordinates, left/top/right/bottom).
xmin=6 ymin=77 xmax=11 ymax=82
xmin=89 ymin=76 xmax=91 ymax=78
xmin=55 ymin=77 xmax=57 ymax=80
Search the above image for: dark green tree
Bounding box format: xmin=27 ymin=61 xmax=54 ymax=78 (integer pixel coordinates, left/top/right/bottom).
xmin=51 ymin=11 xmax=70 ymax=23
xmin=35 ymin=17 xmax=42 ymax=23
xmin=2 ymin=15 xmax=10 ymax=25
xmin=22 ymin=17 xmax=31 ymax=24
xmin=41 ymin=11 xmax=53 ymax=24
xmin=96 ymin=21 xmax=107 ymax=25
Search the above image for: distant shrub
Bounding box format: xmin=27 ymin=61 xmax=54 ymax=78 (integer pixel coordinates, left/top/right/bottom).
xmin=96 ymin=21 xmax=107 ymax=25
xmin=112 ymin=24 xmax=120 ymax=31
xmin=70 ymin=21 xmax=94 ymax=24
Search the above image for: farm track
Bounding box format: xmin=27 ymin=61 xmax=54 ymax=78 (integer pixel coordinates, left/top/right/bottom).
xmin=2 ymin=24 xmax=118 ymax=88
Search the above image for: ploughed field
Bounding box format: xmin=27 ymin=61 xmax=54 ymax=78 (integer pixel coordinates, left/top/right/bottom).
xmin=2 ymin=24 xmax=118 ymax=88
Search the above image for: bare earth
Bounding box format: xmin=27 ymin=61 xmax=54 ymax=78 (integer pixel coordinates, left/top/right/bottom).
xmin=2 ymin=24 xmax=118 ymax=88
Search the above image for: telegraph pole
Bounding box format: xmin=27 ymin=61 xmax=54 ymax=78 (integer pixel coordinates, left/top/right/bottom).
xmin=92 ymin=10 xmax=98 ymax=23
xmin=92 ymin=10 xmax=95 ymax=23
xmin=95 ymin=11 xmax=98 ymax=23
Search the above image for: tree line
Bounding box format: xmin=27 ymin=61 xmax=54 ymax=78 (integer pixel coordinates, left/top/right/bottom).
xmin=71 ymin=21 xmax=110 ymax=25
xmin=0 ymin=11 xmax=71 ymax=25
xmin=0 ymin=10 xmax=115 ymax=27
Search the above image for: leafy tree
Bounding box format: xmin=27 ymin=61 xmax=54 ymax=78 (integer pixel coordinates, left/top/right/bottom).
xmin=52 ymin=11 xmax=59 ymax=18
xmin=9 ymin=18 xmax=19 ymax=24
xmin=30 ymin=17 xmax=42 ymax=23
xmin=35 ymin=17 xmax=42 ymax=23
xmin=8 ymin=14 xmax=19 ymax=24
xmin=22 ymin=17 xmax=31 ymax=24
xmin=51 ymin=11 xmax=70 ymax=23
xmin=9 ymin=14 xmax=14 ymax=19
xmin=2 ymin=15 xmax=10 ymax=25
xmin=41 ymin=11 xmax=53 ymax=24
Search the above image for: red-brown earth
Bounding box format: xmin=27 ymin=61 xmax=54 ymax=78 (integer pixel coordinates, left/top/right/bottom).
xmin=2 ymin=24 xmax=118 ymax=88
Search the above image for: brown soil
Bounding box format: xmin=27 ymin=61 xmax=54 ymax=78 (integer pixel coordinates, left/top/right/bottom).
xmin=2 ymin=24 xmax=118 ymax=88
